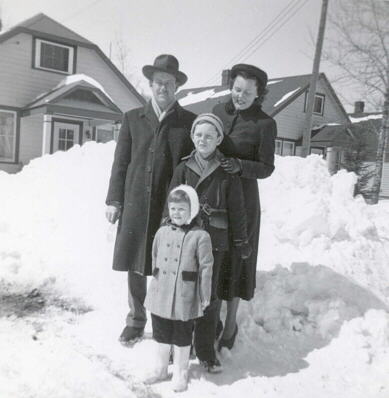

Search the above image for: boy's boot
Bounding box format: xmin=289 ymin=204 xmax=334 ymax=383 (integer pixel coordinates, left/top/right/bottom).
xmin=144 ymin=343 xmax=171 ymax=384
xmin=172 ymin=345 xmax=190 ymax=392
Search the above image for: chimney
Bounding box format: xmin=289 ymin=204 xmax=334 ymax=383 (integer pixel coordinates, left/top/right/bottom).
xmin=354 ymin=101 xmax=365 ymax=114
xmin=221 ymin=69 xmax=231 ymax=87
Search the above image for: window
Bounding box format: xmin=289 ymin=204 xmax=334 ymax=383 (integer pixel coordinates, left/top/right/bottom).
xmin=58 ymin=128 xmax=75 ymax=151
xmin=34 ymin=38 xmax=75 ymax=74
xmin=275 ymin=139 xmax=282 ymax=155
xmin=282 ymin=141 xmax=295 ymax=156
xmin=275 ymin=139 xmax=296 ymax=156
xmin=0 ymin=110 xmax=16 ymax=162
xmin=310 ymin=147 xmax=325 ymax=156
xmin=304 ymin=92 xmax=325 ymax=116
xmin=96 ymin=123 xmax=115 ymax=143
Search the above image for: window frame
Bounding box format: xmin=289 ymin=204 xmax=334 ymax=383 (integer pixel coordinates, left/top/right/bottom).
xmin=0 ymin=109 xmax=18 ymax=163
xmin=275 ymin=138 xmax=296 ymax=156
xmin=33 ymin=38 xmax=75 ymax=75
xmin=275 ymin=139 xmax=283 ymax=155
xmin=304 ymin=92 xmax=326 ymax=116
xmin=281 ymin=140 xmax=295 ymax=156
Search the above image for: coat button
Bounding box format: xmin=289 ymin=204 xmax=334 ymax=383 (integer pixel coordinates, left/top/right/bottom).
xmin=174 ymin=258 xmax=178 ymax=262
xmin=164 ymin=258 xmax=168 ymax=261
xmin=167 ymin=244 xmax=170 ymax=247
xmin=163 ymin=270 xmax=167 ymax=274
xmin=172 ymin=271 xmax=176 ymax=275
xmin=177 ymin=245 xmax=180 ymax=248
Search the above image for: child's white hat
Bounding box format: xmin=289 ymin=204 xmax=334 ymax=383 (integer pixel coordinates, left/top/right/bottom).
xmin=190 ymin=113 xmax=224 ymax=138
xmin=170 ymin=184 xmax=200 ymax=224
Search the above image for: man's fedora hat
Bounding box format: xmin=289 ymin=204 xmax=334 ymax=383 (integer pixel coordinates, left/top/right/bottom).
xmin=143 ymin=54 xmax=188 ymax=86
xmin=231 ymin=63 xmax=268 ymax=87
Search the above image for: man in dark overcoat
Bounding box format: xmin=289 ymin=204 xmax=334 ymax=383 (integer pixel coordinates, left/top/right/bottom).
xmin=105 ymin=54 xmax=196 ymax=344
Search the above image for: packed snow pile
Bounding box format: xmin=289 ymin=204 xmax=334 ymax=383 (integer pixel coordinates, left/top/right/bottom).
xmin=0 ymin=142 xmax=388 ymax=398
xmin=259 ymin=154 xmax=389 ymax=305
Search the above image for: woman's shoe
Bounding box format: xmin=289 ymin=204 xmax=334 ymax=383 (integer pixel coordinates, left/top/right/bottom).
xmin=217 ymin=324 xmax=238 ymax=351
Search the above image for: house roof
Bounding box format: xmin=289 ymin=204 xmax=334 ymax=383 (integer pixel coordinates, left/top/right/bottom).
xmin=24 ymin=74 xmax=122 ymax=116
xmin=0 ymin=13 xmax=93 ymax=45
xmin=0 ymin=13 xmax=146 ymax=106
xmin=177 ymin=73 xmax=349 ymax=121
xmin=309 ymin=124 xmax=354 ymax=147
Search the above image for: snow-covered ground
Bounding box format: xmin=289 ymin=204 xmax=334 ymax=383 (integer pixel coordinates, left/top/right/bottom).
xmin=0 ymin=142 xmax=388 ymax=398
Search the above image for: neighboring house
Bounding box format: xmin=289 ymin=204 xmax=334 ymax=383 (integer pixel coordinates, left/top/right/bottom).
xmin=177 ymin=71 xmax=350 ymax=157
xmin=0 ymin=13 xmax=145 ymax=173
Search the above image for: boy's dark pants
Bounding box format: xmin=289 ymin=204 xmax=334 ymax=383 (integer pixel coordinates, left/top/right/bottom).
xmin=194 ymin=251 xmax=224 ymax=362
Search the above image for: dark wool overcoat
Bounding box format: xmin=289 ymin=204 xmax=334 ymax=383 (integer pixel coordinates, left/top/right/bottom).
xmin=106 ymin=101 xmax=196 ymax=274
xmin=168 ymin=151 xmax=248 ymax=253
xmin=212 ymin=99 xmax=277 ymax=300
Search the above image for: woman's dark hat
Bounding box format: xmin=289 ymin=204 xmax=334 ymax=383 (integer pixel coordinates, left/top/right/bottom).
xmin=143 ymin=54 xmax=188 ymax=86
xmin=231 ymin=63 xmax=268 ymax=87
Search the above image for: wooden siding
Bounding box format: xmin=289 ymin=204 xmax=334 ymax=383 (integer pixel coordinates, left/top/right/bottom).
xmin=0 ymin=33 xmax=62 ymax=107
xmin=0 ymin=33 xmax=142 ymax=111
xmin=76 ymin=47 xmax=140 ymax=112
xmin=273 ymin=78 xmax=349 ymax=142
xmin=19 ymin=114 xmax=44 ymax=165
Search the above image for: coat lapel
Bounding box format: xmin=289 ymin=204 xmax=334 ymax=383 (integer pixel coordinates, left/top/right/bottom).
xmin=142 ymin=101 xmax=160 ymax=132
xmin=185 ymin=151 xmax=222 ymax=189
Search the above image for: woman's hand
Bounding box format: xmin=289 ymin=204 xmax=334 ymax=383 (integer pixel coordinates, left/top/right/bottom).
xmin=220 ymin=157 xmax=242 ymax=175
xmin=105 ymin=205 xmax=121 ymax=224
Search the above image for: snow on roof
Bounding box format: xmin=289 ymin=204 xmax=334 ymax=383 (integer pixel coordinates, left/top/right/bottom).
xmin=349 ymin=114 xmax=382 ymax=123
xmin=267 ymin=79 xmax=283 ymax=85
xmin=53 ymin=74 xmax=113 ymax=101
xmin=312 ymin=122 xmax=341 ymax=131
xmin=273 ymin=87 xmax=301 ymax=107
xmin=179 ymin=88 xmax=230 ymax=106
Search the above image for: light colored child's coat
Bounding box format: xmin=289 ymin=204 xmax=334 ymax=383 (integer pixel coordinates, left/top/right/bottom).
xmin=144 ymin=223 xmax=213 ymax=321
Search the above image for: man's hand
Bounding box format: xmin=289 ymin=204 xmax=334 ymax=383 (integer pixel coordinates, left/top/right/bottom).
xmin=105 ymin=205 xmax=121 ymax=224
xmin=220 ymin=157 xmax=242 ymax=175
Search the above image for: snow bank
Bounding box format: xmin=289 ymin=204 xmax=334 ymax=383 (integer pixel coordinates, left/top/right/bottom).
xmin=259 ymin=154 xmax=389 ymax=305
xmin=0 ymin=142 xmax=125 ymax=311
xmin=1 ymin=143 xmax=389 ymax=397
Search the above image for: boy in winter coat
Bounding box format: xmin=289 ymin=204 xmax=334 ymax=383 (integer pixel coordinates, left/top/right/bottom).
xmin=144 ymin=185 xmax=213 ymax=392
xmin=169 ymin=113 xmax=250 ymax=373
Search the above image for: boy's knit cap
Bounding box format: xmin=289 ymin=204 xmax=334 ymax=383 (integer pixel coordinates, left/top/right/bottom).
xmin=190 ymin=113 xmax=224 ymax=138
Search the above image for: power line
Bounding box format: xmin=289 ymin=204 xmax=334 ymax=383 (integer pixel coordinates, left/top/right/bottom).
xmin=225 ymin=0 xmax=302 ymax=69
xmin=203 ymin=0 xmax=309 ymax=86
xmin=240 ymin=0 xmax=309 ymax=63
xmin=60 ymin=0 xmax=104 ymax=23
xmin=203 ymin=0 xmax=303 ymax=85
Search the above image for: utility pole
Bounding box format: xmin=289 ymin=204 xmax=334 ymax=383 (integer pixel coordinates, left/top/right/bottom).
xmin=301 ymin=0 xmax=329 ymax=157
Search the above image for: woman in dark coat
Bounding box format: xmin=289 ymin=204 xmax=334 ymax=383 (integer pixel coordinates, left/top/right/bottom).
xmin=212 ymin=63 xmax=277 ymax=350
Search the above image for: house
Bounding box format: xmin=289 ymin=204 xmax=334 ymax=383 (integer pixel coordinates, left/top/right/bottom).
xmin=177 ymin=71 xmax=350 ymax=157
xmin=0 ymin=13 xmax=145 ymax=173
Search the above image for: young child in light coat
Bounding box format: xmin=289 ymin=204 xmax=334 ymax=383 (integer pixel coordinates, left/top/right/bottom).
xmin=144 ymin=184 xmax=213 ymax=392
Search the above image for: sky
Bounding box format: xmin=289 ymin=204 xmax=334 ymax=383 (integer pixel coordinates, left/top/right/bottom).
xmin=0 ymin=0 xmax=375 ymax=112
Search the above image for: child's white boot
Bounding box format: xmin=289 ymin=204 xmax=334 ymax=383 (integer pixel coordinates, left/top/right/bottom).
xmin=172 ymin=345 xmax=190 ymax=392
xmin=144 ymin=343 xmax=170 ymax=384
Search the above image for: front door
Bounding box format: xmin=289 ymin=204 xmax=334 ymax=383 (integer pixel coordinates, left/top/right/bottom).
xmin=52 ymin=121 xmax=81 ymax=153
